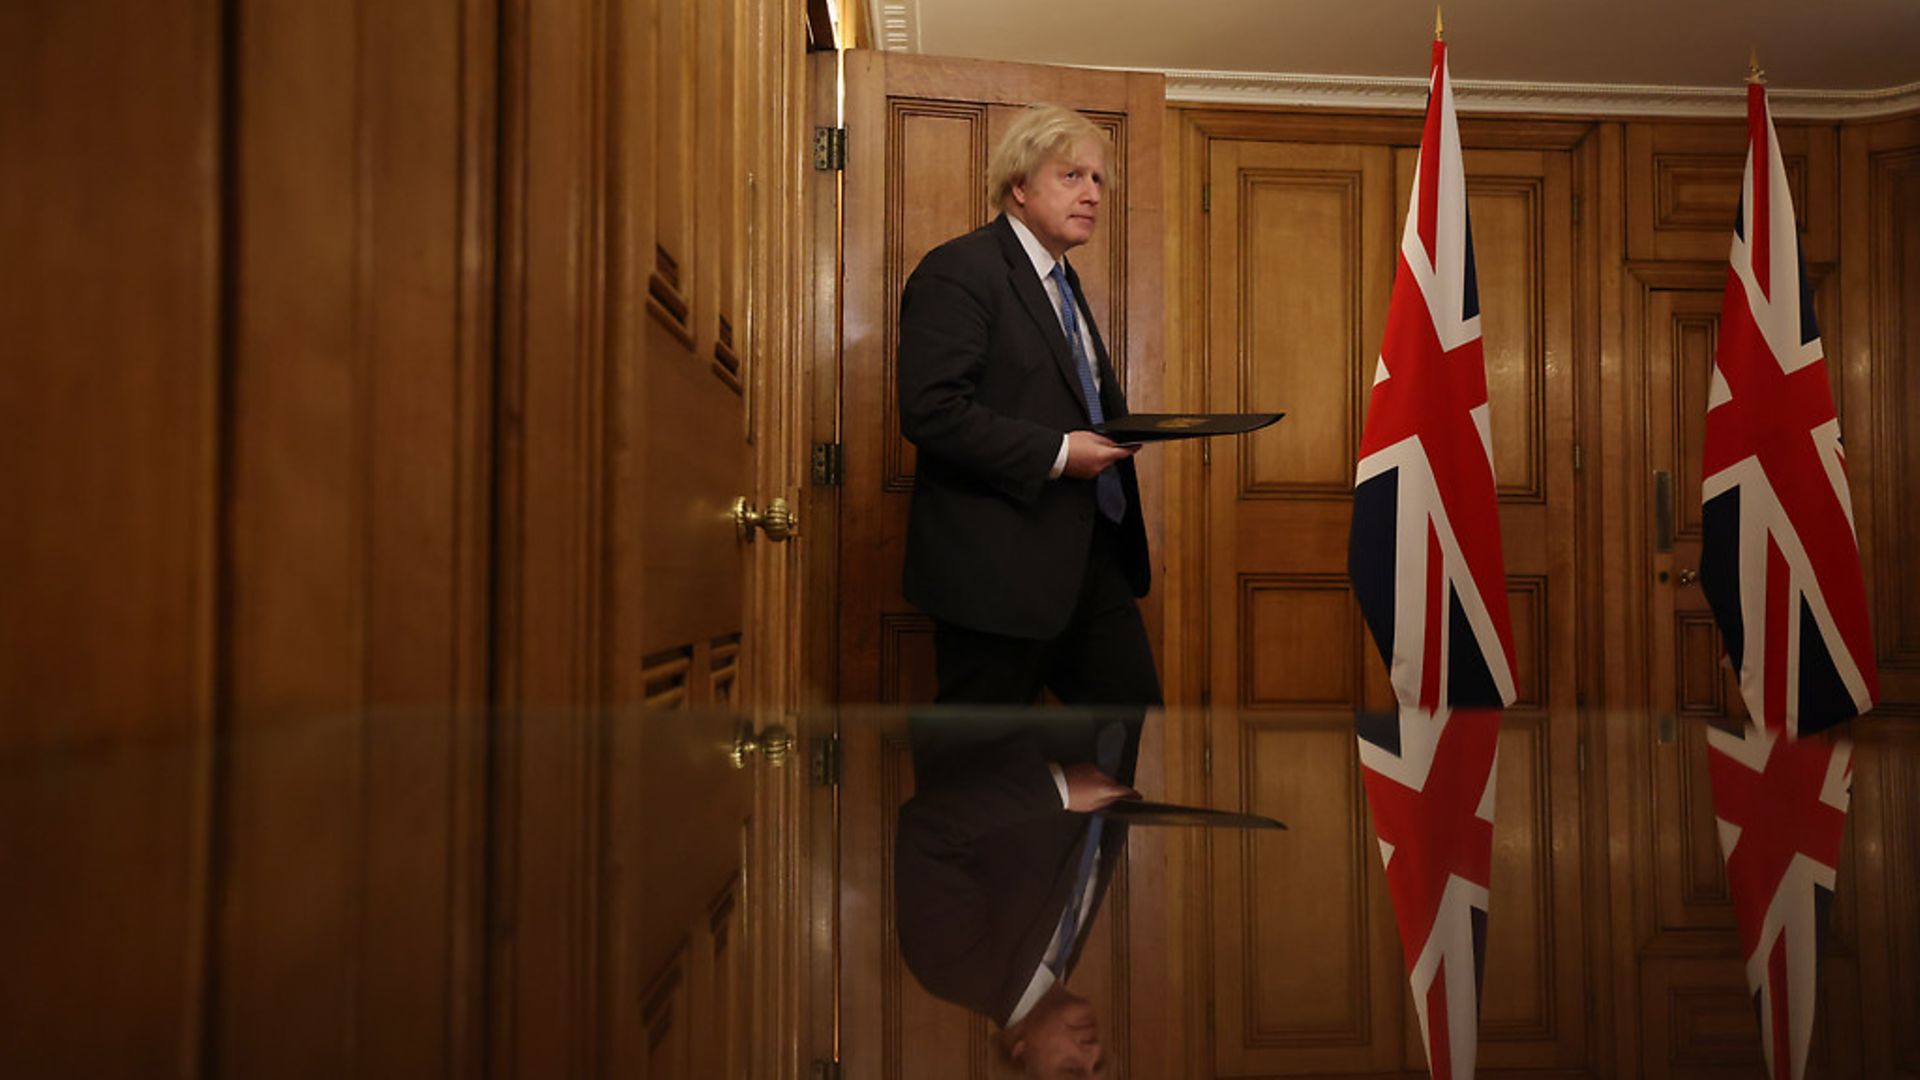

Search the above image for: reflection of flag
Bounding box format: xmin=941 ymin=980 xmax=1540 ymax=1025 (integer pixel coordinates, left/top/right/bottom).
xmin=1698 ymin=81 xmax=1877 ymax=738
xmin=1706 ymin=722 xmax=1851 ymax=1080
xmin=1347 ymin=34 xmax=1510 ymax=1080
xmin=1357 ymin=707 xmax=1498 ymax=1080
xmin=1698 ymin=77 xmax=1874 ymax=1080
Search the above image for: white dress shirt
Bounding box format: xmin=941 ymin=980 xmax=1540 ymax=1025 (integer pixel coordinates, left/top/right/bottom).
xmin=1005 ymin=214 xmax=1100 ymax=480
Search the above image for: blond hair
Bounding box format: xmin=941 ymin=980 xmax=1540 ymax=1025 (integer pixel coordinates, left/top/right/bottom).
xmin=987 ymin=104 xmax=1109 ymax=212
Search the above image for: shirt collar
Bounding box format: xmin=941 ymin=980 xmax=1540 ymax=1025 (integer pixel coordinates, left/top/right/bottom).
xmin=1005 ymin=213 xmax=1064 ymax=285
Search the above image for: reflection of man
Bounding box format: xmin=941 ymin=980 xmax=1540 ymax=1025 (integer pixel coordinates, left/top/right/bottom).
xmin=895 ymin=714 xmax=1140 ymax=1076
xmin=897 ymin=103 xmax=1160 ymax=709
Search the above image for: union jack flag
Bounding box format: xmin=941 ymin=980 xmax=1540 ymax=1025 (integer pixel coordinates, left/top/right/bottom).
xmin=1698 ymin=77 xmax=1875 ymax=1080
xmin=1698 ymin=81 xmax=1878 ymax=737
xmin=1347 ymin=35 xmax=1512 ymax=1080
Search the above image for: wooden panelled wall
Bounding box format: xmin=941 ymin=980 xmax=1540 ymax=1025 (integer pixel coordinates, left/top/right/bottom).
xmin=1161 ymin=106 xmax=1920 ymax=1078
xmin=0 ymin=0 xmax=810 ymax=1075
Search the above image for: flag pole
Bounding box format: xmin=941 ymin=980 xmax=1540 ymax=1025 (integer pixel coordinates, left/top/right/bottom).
xmin=1747 ymin=46 xmax=1765 ymax=85
xmin=1435 ymin=5 xmax=1444 ymax=40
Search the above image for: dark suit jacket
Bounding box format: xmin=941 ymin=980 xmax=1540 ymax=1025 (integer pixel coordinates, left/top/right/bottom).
xmin=893 ymin=712 xmax=1140 ymax=1027
xmin=897 ymin=214 xmax=1151 ymax=639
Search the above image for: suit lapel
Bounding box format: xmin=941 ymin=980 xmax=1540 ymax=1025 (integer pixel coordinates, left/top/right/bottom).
xmin=992 ymin=215 xmax=1094 ymax=423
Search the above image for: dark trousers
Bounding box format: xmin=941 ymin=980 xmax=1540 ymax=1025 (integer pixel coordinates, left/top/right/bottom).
xmin=932 ymin=519 xmax=1162 ymax=708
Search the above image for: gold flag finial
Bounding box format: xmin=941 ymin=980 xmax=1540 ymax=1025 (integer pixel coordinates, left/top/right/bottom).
xmin=1747 ymin=47 xmax=1765 ymax=84
xmin=1435 ymin=5 xmax=1444 ymax=40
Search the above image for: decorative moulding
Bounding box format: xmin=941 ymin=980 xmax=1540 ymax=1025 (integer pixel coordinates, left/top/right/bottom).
xmin=1121 ymin=68 xmax=1920 ymax=121
xmin=864 ymin=0 xmax=1919 ymax=121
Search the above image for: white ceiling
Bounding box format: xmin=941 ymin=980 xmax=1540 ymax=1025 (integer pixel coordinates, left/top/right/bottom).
xmin=880 ymin=0 xmax=1920 ymax=96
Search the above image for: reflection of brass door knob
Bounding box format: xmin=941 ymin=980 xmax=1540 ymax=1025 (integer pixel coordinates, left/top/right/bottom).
xmin=1678 ymin=568 xmax=1699 ymax=586
xmin=731 ymin=496 xmax=798 ymax=543
xmin=729 ymin=724 xmax=793 ymax=769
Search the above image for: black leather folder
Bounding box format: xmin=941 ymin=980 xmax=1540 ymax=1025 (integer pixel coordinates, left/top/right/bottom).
xmin=1104 ymin=799 xmax=1286 ymax=830
xmin=1095 ymin=412 xmax=1284 ymax=443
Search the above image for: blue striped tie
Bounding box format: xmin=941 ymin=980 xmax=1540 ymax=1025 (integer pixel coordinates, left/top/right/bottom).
xmin=1050 ymin=263 xmax=1126 ymax=523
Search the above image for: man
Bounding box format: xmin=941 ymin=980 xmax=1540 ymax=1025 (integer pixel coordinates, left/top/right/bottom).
xmin=894 ymin=712 xmax=1140 ymax=1077
xmin=897 ymin=103 xmax=1160 ymax=710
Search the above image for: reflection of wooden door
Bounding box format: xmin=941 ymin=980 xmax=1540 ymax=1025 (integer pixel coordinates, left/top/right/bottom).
xmin=1200 ymin=132 xmax=1588 ymax=1076
xmin=830 ymin=49 xmax=1166 ymax=1077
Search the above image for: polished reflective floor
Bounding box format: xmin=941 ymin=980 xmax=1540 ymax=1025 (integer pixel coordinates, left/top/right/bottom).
xmin=2 ymin=706 xmax=1913 ymax=1077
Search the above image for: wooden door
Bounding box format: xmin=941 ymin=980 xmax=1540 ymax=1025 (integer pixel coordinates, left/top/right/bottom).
xmin=537 ymin=0 xmax=806 ymax=1074
xmin=599 ymin=0 xmax=810 ymax=1068
xmin=4 ymin=2 xmax=498 ymax=1072
xmin=0 ymin=2 xmax=226 ymax=1071
xmin=1200 ymin=134 xmax=1588 ymax=1076
xmin=1201 ymin=137 xmax=1403 ymax=1075
xmin=829 ymin=49 xmax=1168 ymax=1078
xmin=1838 ymin=114 xmax=1920 ymax=1080
xmin=1618 ymin=117 xmax=1871 ymax=1079
xmin=3 ymin=0 xmax=809 ymax=1071
xmin=1626 ymin=262 xmax=1862 ymax=1080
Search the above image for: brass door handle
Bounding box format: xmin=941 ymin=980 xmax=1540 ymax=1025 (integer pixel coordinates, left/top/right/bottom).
xmin=731 ymin=496 xmax=797 ymax=543
xmin=730 ymin=723 xmax=793 ymax=769
xmin=1678 ymin=568 xmax=1699 ymax=586
xmin=1653 ymin=471 xmax=1674 ymax=552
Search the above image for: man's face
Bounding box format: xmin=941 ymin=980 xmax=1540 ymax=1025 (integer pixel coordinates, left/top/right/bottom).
xmin=1010 ymin=135 xmax=1106 ymax=259
xmin=1016 ymin=993 xmax=1106 ymax=1079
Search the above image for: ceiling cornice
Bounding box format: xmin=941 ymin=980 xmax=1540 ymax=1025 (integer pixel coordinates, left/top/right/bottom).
xmin=871 ymin=0 xmax=1919 ymax=121
xmin=1108 ymin=67 xmax=1920 ymax=120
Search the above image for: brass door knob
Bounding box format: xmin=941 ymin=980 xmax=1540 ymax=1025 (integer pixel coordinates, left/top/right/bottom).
xmin=731 ymin=496 xmax=798 ymax=543
xmin=1678 ymin=568 xmax=1699 ymax=586
xmin=758 ymin=498 xmax=796 ymax=541
xmin=729 ymin=724 xmax=793 ymax=769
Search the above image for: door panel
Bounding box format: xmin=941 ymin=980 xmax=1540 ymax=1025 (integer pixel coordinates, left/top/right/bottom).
xmin=1625 ymin=121 xmax=1836 ymax=264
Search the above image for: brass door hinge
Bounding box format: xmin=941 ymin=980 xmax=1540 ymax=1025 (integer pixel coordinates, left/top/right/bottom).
xmin=813 ymin=127 xmax=847 ymax=171
xmin=811 ymin=735 xmax=842 ymax=787
xmin=811 ymin=441 xmax=844 ymax=486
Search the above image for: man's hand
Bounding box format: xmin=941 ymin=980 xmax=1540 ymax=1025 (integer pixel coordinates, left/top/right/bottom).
xmin=1062 ymin=431 xmax=1136 ymax=480
xmin=1061 ymin=762 xmax=1139 ymax=812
